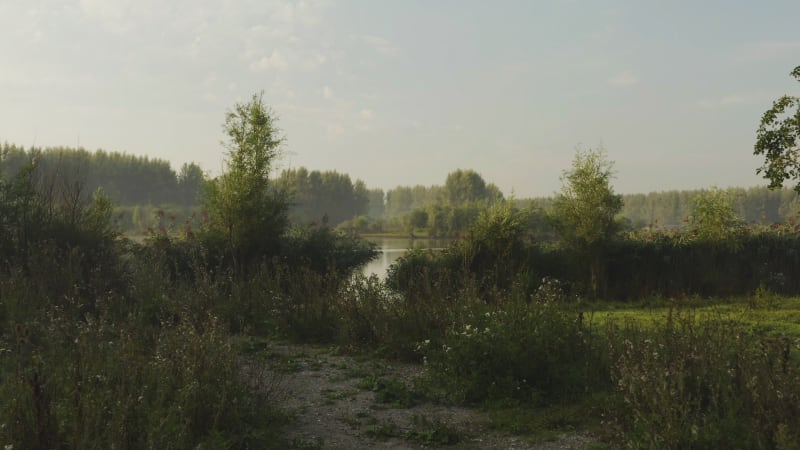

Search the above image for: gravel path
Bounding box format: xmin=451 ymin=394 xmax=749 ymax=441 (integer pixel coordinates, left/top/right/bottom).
xmin=265 ymin=342 xmax=598 ymax=450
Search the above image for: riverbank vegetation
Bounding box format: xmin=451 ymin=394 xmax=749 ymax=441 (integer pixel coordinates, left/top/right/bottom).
xmin=3 ymin=68 xmax=800 ymax=448
xmin=6 ymin=140 xmax=800 ymax=241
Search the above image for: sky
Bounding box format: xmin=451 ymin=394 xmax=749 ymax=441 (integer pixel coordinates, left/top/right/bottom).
xmin=1 ymin=0 xmax=799 ymax=198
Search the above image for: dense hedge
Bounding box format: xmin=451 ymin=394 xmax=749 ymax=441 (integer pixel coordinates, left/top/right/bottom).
xmin=605 ymin=229 xmax=800 ymax=299
xmin=389 ymin=220 xmax=800 ymax=300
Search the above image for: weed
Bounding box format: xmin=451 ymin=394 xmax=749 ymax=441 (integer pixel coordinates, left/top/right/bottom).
xmin=607 ymin=307 xmax=800 ymax=449
xmin=357 ymin=375 xmax=422 ymax=408
xmin=321 ymin=388 xmax=356 ymax=404
xmin=406 ymin=414 xmax=463 ymax=446
xmin=365 ymin=420 xmax=402 ymax=440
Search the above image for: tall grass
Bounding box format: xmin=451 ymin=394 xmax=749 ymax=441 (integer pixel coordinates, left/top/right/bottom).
xmin=607 ymin=308 xmax=800 ymax=449
xmin=0 ymin=243 xmax=285 ymax=449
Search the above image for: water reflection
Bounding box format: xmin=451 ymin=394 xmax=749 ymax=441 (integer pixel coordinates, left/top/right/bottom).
xmin=361 ymin=237 xmax=451 ymax=278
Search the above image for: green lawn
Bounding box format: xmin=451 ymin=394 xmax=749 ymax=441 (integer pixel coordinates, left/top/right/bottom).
xmin=582 ymin=296 xmax=800 ymax=338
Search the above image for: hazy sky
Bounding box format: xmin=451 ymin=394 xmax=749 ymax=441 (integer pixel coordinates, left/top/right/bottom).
xmin=2 ymin=0 xmax=799 ymax=197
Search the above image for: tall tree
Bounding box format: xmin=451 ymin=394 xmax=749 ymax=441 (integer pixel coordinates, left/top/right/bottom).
xmin=203 ymin=93 xmax=288 ymax=272
xmin=550 ymin=148 xmax=622 ymax=297
xmin=177 ymin=162 xmax=205 ymax=205
xmin=366 ymin=188 xmax=385 ymax=218
xmin=276 ymin=168 xmax=369 ymax=225
xmin=386 ymin=186 xmax=414 ymax=217
xmin=754 ymin=65 xmax=800 ymax=191
xmin=444 ymin=169 xmax=488 ymax=205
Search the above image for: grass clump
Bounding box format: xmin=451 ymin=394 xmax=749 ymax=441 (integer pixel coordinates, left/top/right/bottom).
xmin=357 ymin=375 xmax=422 ymax=408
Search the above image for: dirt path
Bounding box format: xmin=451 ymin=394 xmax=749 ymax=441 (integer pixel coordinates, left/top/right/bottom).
xmin=265 ymin=342 xmax=597 ymax=450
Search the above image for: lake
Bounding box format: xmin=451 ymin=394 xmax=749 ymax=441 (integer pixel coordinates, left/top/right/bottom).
xmin=361 ymin=237 xmax=451 ymax=278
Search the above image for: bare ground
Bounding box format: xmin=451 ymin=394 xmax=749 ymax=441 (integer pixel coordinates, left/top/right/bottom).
xmin=263 ymin=342 xmax=599 ymax=450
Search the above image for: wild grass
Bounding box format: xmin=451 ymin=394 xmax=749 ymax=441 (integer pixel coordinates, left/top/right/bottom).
xmin=0 ymin=246 xmax=288 ymax=450
xmin=587 ymin=295 xmax=800 ymax=339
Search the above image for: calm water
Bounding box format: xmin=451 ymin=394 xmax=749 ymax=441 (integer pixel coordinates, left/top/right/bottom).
xmin=361 ymin=237 xmax=451 ymax=278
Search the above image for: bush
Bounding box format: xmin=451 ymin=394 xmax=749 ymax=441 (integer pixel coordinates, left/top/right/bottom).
xmin=607 ymin=308 xmax=800 ymax=449
xmin=281 ymin=223 xmax=377 ymax=279
xmin=421 ymin=293 xmax=607 ymax=405
xmin=0 ymin=264 xmax=283 ymax=450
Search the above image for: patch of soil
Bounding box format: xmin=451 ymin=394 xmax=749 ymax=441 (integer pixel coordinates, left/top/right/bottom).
xmin=265 ymin=342 xmax=597 ymax=450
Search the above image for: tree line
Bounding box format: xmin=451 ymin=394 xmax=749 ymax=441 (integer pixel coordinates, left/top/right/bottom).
xmin=0 ymin=143 xmax=204 ymax=206
xmin=4 ymin=140 xmax=798 ymax=237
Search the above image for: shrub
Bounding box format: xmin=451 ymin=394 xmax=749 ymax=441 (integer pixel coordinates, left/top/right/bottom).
xmin=0 ymin=292 xmax=282 ymax=449
xmin=607 ymin=308 xmax=800 ymax=449
xmin=421 ymin=294 xmax=607 ymax=405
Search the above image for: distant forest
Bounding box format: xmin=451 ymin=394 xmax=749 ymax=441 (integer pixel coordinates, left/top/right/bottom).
xmin=0 ymin=143 xmax=203 ymax=206
xmin=520 ymin=187 xmax=799 ymax=229
xmin=2 ymin=143 xmax=798 ymax=233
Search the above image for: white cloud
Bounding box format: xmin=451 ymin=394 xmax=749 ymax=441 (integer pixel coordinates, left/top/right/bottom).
xmin=323 ymin=85 xmax=334 ymax=99
xmin=250 ymin=50 xmax=289 ymax=71
xmin=359 ymin=108 xmax=375 ymax=120
xmin=608 ymin=71 xmax=639 ymax=87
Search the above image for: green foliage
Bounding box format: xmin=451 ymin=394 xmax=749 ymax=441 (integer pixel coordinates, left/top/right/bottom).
xmin=751 ymin=283 xmax=780 ymax=309
xmin=404 ymin=208 xmax=428 ymax=234
xmin=386 ymin=248 xmax=461 ymax=297
xmin=350 ymin=214 xmax=370 ymax=233
xmin=357 ymin=375 xmax=422 ymax=407
xmin=0 ymin=160 xmax=285 ymax=449
xmin=387 ymin=201 xmax=566 ymax=299
xmin=458 ymin=201 xmax=538 ymax=294
xmin=551 ymin=148 xmax=623 ymax=251
xmin=385 ymin=184 xmax=444 ymax=218
xmin=366 ymin=188 xmax=385 ymax=218
xmin=281 ymin=223 xmax=377 ymax=279
xmin=550 ymin=147 xmax=623 ymax=296
xmin=754 ymin=65 xmax=800 ymax=192
xmin=0 ymin=143 xmax=202 ymax=206
xmin=443 ymin=168 xmax=503 ymax=206
xmin=404 ymin=414 xmax=462 ymax=446
xmin=420 ymin=293 xmax=606 ymax=405
xmin=527 ymin=185 xmax=799 ymax=231
xmin=0 ymin=160 xmax=48 ymax=266
xmin=276 ymin=167 xmax=369 ymax=226
xmin=202 ymin=93 xmax=289 ymax=273
xmin=176 ymin=162 xmax=206 ymax=205
xmin=0 ymin=266 xmax=284 ymax=450
xmin=381 ymin=170 xmax=503 ymax=237
xmin=688 ymin=187 xmax=743 ymax=244
xmin=604 ymin=227 xmax=800 ymax=299
xmin=115 ymin=204 xmax=202 ymax=236
xmin=608 ymin=309 xmax=800 ymax=449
